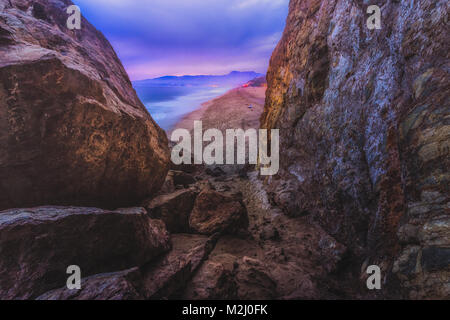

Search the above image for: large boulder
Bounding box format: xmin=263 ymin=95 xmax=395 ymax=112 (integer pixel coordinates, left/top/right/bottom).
xmin=144 ymin=189 xmax=197 ymax=233
xmin=141 ymin=234 xmax=216 ymax=299
xmin=0 ymin=206 xmax=171 ymax=299
xmin=234 ymin=256 xmax=277 ymax=300
xmin=182 ymin=253 xmax=238 ymax=300
xmin=171 ymin=170 xmax=197 ymax=188
xmin=261 ymin=0 xmax=449 ymax=298
xmin=37 ymin=234 xmax=216 ymax=300
xmin=189 ymin=189 xmax=249 ymax=235
xmin=0 ymin=0 xmax=170 ymax=210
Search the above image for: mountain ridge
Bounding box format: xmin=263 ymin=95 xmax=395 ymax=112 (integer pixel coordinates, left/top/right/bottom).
xmin=134 ymin=71 xmax=264 ymax=87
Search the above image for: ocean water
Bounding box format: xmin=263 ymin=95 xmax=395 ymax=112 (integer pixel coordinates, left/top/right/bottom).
xmin=134 ymin=85 xmax=230 ymax=131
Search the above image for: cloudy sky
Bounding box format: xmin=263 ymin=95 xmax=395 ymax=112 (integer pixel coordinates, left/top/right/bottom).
xmin=73 ymin=0 xmax=289 ymax=80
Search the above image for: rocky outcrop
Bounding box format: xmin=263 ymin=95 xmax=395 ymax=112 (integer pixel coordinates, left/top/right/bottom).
xmin=144 ymin=189 xmax=198 ymax=233
xmin=36 ymin=268 xmax=144 ymax=300
xmin=246 ymin=76 xmax=267 ymax=88
xmin=261 ymin=0 xmax=449 ymax=298
xmin=179 ymin=165 xmax=351 ymax=300
xmin=36 ymin=234 xmax=216 ymax=300
xmin=182 ymin=253 xmax=277 ymax=300
xmin=182 ymin=253 xmax=238 ymax=300
xmin=172 ymin=170 xmax=197 ymax=188
xmin=189 ymin=189 xmax=249 ymax=235
xmin=393 ymin=217 xmax=450 ymax=299
xmin=0 ymin=206 xmax=170 ymax=299
xmin=0 ymin=0 xmax=170 ymax=210
xmin=141 ymin=234 xmax=216 ymax=299
xmin=234 ymin=256 xmax=277 ymax=300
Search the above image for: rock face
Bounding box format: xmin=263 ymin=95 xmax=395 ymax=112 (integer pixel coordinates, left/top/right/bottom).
xmin=182 ymin=253 xmax=239 ymax=300
xmin=144 ymin=189 xmax=197 ymax=233
xmin=141 ymin=234 xmax=215 ymax=299
xmin=172 ymin=170 xmax=197 ymax=188
xmin=189 ymin=189 xmax=249 ymax=235
xmin=0 ymin=206 xmax=171 ymax=299
xmin=182 ymin=253 xmax=277 ymax=300
xmin=36 ymin=234 xmax=216 ymax=300
xmin=0 ymin=0 xmax=170 ymax=210
xmin=234 ymin=256 xmax=277 ymax=300
xmin=36 ymin=268 xmax=144 ymax=300
xmin=261 ymin=0 xmax=449 ymax=298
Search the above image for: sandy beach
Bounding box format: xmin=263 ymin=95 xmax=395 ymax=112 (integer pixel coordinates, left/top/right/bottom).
xmin=169 ymin=86 xmax=266 ymax=137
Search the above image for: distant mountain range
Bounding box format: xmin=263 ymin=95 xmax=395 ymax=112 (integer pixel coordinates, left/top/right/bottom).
xmin=133 ymin=71 xmax=263 ymax=87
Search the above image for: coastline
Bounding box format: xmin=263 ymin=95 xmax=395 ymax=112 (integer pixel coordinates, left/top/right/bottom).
xmin=168 ymin=85 xmax=266 ymax=139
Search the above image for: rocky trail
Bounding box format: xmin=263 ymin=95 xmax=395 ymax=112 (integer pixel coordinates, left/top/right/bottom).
xmin=5 ymin=164 xmax=351 ymax=300
xmin=0 ymin=162 xmax=395 ymax=300
xmin=130 ymin=159 xmax=373 ymax=300
xmin=140 ymin=164 xmax=357 ymax=300
xmin=26 ymin=72 xmax=366 ymax=299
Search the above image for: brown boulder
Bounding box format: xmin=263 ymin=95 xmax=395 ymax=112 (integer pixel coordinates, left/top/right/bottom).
xmin=234 ymin=256 xmax=277 ymax=300
xmin=172 ymin=170 xmax=197 ymax=188
xmin=0 ymin=0 xmax=169 ymax=210
xmin=170 ymin=162 xmax=199 ymax=174
xmin=159 ymin=171 xmax=177 ymax=194
xmin=0 ymin=206 xmax=171 ymax=299
xmin=141 ymin=234 xmax=215 ymax=299
xmin=182 ymin=253 xmax=238 ymax=300
xmin=144 ymin=189 xmax=197 ymax=233
xmin=189 ymin=189 xmax=249 ymax=235
xmin=36 ymin=234 xmax=217 ymax=300
xmin=182 ymin=254 xmax=276 ymax=300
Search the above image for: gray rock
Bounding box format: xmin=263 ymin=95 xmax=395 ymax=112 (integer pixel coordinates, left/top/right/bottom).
xmin=0 ymin=206 xmax=171 ymax=299
xmin=421 ymin=247 xmax=450 ymax=272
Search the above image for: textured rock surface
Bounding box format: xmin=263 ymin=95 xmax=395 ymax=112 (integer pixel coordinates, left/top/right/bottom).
xmin=0 ymin=206 xmax=170 ymax=299
xmin=0 ymin=0 xmax=169 ymax=210
xmin=172 ymin=170 xmax=197 ymax=188
xmin=174 ymin=146 xmax=352 ymax=299
xmin=141 ymin=234 xmax=215 ymax=299
xmin=234 ymin=256 xmax=277 ymax=300
xmin=261 ymin=0 xmax=449 ymax=298
xmin=144 ymin=189 xmax=198 ymax=233
xmin=189 ymin=188 xmax=249 ymax=235
xmin=37 ymin=234 xmax=215 ymax=300
xmin=36 ymin=268 xmax=144 ymax=300
xmin=182 ymin=253 xmax=238 ymax=300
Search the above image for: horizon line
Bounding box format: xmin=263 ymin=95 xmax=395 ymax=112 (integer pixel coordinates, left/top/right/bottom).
xmin=132 ymin=70 xmax=266 ymax=82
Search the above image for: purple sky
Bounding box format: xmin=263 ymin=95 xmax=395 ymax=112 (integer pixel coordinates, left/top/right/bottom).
xmin=73 ymin=0 xmax=289 ymax=80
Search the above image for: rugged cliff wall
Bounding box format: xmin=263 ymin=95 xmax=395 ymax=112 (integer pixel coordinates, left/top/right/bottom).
xmin=0 ymin=0 xmax=170 ymax=210
xmin=262 ymin=0 xmax=449 ymax=298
